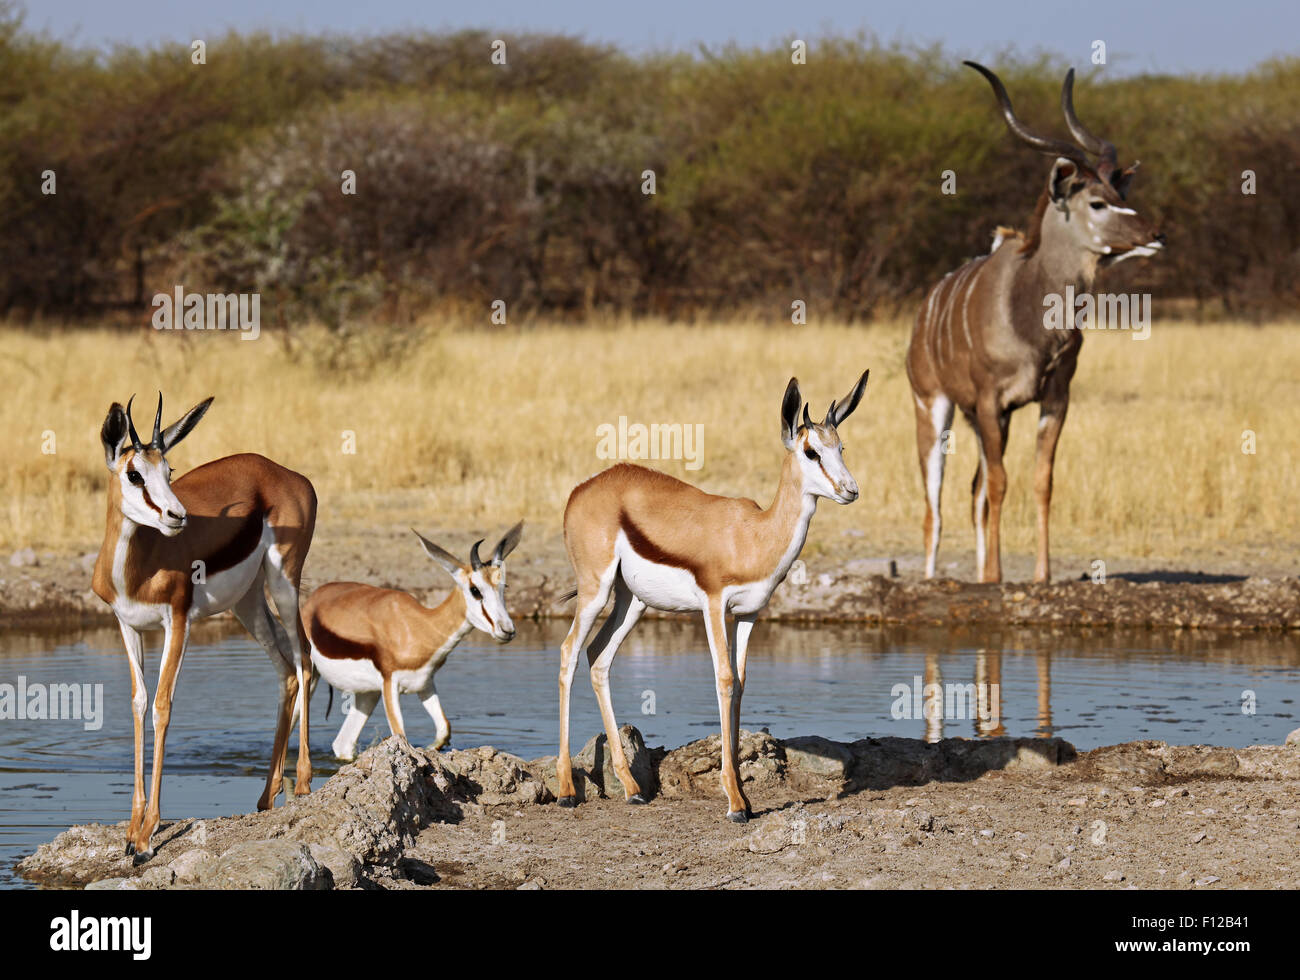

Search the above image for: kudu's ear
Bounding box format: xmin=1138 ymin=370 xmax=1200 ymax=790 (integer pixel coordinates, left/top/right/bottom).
xmin=1113 ymin=162 xmax=1139 ymax=200
xmin=492 ymin=521 xmax=524 ymax=565
xmin=828 ymin=369 xmax=870 ymax=428
xmin=101 ymin=402 xmax=129 ymax=471
xmin=1048 ymin=158 xmax=1084 ymax=204
xmin=161 ymin=397 xmax=214 ymax=452
xmin=781 ymin=377 xmax=802 ymax=450
xmin=411 ymin=529 xmax=463 ymax=579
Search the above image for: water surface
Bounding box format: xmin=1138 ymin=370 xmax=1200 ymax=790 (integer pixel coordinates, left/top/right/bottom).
xmin=3 ymin=619 xmax=1297 ymax=888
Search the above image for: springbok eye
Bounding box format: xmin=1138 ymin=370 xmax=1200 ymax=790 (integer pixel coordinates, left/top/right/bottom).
xmin=470 ymin=585 xmax=482 ymax=601
xmin=804 ymin=447 xmax=819 ymax=461
xmin=127 ymin=470 xmax=145 ymax=487
xmin=1090 ymin=201 xmax=1106 ymax=211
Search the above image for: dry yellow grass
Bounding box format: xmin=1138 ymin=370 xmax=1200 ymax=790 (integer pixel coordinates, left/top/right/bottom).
xmin=1 ymin=317 xmax=1296 ymax=570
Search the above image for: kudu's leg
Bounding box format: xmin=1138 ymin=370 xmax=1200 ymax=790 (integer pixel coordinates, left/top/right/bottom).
xmin=1033 ymin=396 xmax=1069 ymax=583
xmin=973 ymin=402 xmax=1011 ymax=583
xmin=704 ymin=600 xmax=748 ymax=821
xmin=118 ymin=620 xmax=148 ymax=855
xmin=914 ymin=394 xmax=954 ymax=578
xmin=133 ymin=609 xmax=189 ymax=862
xmin=586 ymin=573 xmax=648 ymax=802
xmin=556 ymin=566 xmax=615 ymax=805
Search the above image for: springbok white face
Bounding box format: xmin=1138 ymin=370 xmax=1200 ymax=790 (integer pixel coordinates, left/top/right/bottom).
xmin=100 ymin=394 xmax=214 ymax=537
xmin=779 ymin=371 xmax=870 ymax=505
xmin=413 ymin=522 xmax=524 ymax=642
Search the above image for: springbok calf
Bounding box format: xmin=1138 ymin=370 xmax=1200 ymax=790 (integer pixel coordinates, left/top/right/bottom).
xmin=93 ymin=395 xmax=316 ymax=862
xmin=556 ymin=371 xmax=870 ymax=822
xmin=907 ymin=63 xmax=1165 ymax=583
xmin=300 ymin=523 xmax=523 ymax=760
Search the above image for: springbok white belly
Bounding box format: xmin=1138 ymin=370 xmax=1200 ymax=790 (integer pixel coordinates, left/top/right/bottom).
xmin=311 ymin=645 xmax=384 ymax=693
xmin=189 ymin=522 xmax=272 ymax=620
xmin=616 ymin=532 xmax=703 ymax=612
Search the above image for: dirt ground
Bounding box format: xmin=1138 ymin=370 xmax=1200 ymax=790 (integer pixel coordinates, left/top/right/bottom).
xmin=398 ymin=759 xmax=1300 ymax=891
xmin=3 ymin=528 xmax=1298 ymax=632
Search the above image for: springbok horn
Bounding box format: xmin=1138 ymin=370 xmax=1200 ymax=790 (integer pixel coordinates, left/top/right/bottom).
xmin=1061 ymin=68 xmax=1118 ymax=181
xmin=826 ymin=400 xmax=837 ymax=425
xmin=125 ymin=395 xmax=144 ymax=451
xmin=964 ymin=61 xmax=1091 ymax=169
xmin=151 ymin=393 xmax=164 ymax=449
xmin=802 ymin=403 xmax=813 ymax=429
xmin=492 ymin=521 xmax=524 ymax=565
xmin=470 ymin=539 xmax=485 ymax=572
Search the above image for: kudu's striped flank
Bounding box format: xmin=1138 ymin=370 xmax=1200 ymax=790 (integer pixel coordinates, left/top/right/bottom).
xmin=906 ymin=63 xmax=1166 ymax=584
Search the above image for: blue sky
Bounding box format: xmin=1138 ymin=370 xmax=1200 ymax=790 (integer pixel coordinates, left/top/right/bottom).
xmin=28 ymin=0 xmax=1299 ymax=75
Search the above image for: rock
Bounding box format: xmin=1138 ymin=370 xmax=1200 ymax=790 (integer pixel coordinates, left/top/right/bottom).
xmin=267 ymin=737 xmax=465 ymax=865
xmin=168 ymin=848 xmax=217 ymax=884
xmin=1285 ymin=728 xmax=1300 ymax=748
xmin=9 ymin=547 xmax=37 ymax=568
xmin=137 ymin=865 xmax=176 ymax=889
xmin=574 ymin=726 xmax=658 ymax=800
xmin=1103 ymin=870 xmax=1124 ymax=882
xmin=441 ymin=746 xmax=554 ymax=806
xmin=658 ymin=729 xmax=787 ymax=798
xmin=783 ymin=735 xmax=856 ymax=781
xmin=1033 ymin=843 xmax=1064 ymax=866
xmin=85 ymin=877 xmax=137 ymax=890
xmin=746 ymin=817 xmax=792 ymax=854
xmin=533 ymin=755 xmax=601 ymax=803
xmin=309 ymin=843 xmax=361 ymax=889
xmin=208 ymin=841 xmax=331 ymax=890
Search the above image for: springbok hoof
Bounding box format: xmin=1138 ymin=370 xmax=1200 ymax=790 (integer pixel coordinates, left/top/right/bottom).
xmin=131 ymin=848 xmax=154 ymax=866
xmin=557 ymin=796 xmax=578 ymax=808
xmin=627 ymin=794 xmax=648 ymax=806
xmin=726 ymin=809 xmax=749 ymax=824
xmin=124 ymin=842 xmax=135 ymax=857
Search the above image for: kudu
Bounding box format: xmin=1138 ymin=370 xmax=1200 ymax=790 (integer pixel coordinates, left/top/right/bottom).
xmin=906 ymin=62 xmax=1166 ymax=583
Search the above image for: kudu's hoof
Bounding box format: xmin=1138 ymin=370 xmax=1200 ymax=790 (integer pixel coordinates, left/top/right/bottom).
xmin=726 ymin=810 xmax=749 ymax=824
xmin=627 ymin=794 xmax=648 ymax=806
xmin=556 ymin=796 xmax=578 ymax=808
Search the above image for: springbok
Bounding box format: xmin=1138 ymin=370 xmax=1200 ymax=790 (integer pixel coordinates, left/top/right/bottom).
xmin=556 ymin=370 xmax=869 ymax=822
xmin=300 ymin=523 xmax=523 ymax=760
xmin=93 ymin=395 xmax=316 ymax=862
xmin=907 ymin=63 xmax=1165 ymax=583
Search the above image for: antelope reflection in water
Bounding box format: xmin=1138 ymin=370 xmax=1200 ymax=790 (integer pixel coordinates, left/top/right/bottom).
xmin=920 ymin=649 xmax=1054 ymax=743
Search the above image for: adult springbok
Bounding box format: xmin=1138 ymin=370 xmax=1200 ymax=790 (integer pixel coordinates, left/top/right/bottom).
xmin=299 ymin=523 xmax=523 ymax=760
xmin=556 ymin=370 xmax=869 ymax=822
xmin=93 ymin=395 xmax=317 ymax=862
xmin=907 ymin=63 xmax=1165 ymax=583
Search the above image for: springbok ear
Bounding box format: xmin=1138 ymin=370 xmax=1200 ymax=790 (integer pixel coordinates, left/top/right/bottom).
xmin=1048 ymin=157 xmax=1082 ymax=203
xmin=829 ymin=369 xmax=870 ymax=428
xmin=101 ymin=403 xmax=129 ymax=471
xmin=411 ymin=529 xmax=463 ymax=579
xmin=492 ymin=521 xmax=524 ymax=565
xmin=161 ymin=397 xmax=214 ymax=452
xmin=780 ymin=378 xmax=801 ymax=450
